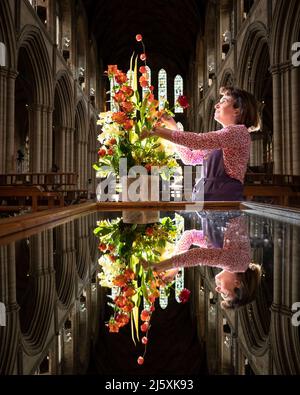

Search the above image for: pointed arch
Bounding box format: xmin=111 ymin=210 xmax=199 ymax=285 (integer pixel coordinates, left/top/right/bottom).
xmin=0 ymin=1 xmax=17 ymax=69
xmin=17 ymin=25 xmax=53 ymax=107
xmin=54 ymin=70 xmax=74 ymax=129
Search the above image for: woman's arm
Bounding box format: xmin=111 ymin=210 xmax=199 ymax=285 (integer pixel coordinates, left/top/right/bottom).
xmin=159 ymin=116 xmax=210 ymax=165
xmin=144 ymin=125 xmax=246 ymax=151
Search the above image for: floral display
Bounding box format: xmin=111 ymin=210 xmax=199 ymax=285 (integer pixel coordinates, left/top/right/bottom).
xmin=94 ymin=214 xmax=190 ymax=365
xmin=93 ymin=34 xmax=188 ymax=179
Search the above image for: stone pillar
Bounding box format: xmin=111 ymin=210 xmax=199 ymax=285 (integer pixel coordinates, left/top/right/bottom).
xmin=0 ymin=68 xmax=17 ymax=173
xmin=29 ymin=104 xmax=53 ymax=172
xmin=291 ymin=66 xmax=300 ymax=175
xmin=271 ymin=66 xmax=283 ymax=174
xmin=65 ymin=127 xmax=74 ymax=173
xmin=282 ymin=67 xmax=291 ymax=175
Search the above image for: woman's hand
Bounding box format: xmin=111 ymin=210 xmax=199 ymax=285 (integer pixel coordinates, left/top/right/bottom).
xmin=160 ymin=114 xmax=178 ymax=130
xmin=140 ymin=129 xmax=154 ymax=140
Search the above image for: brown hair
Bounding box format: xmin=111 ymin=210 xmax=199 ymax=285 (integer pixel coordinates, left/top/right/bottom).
xmin=220 ymin=86 xmax=261 ymax=131
xmin=220 ymin=263 xmax=262 ymax=309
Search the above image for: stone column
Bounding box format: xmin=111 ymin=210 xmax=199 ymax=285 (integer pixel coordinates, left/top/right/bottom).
xmin=0 ymin=68 xmax=17 ymax=173
xmin=282 ymin=67 xmax=291 ymax=174
xmin=271 ymin=66 xmax=283 ymax=174
xmin=29 ymin=104 xmax=53 ymax=172
xmin=291 ymin=66 xmax=300 ymax=175
xmin=65 ymin=127 xmax=75 ymax=173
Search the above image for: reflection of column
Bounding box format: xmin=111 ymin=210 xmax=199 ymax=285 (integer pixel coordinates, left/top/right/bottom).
xmin=273 ymin=224 xmax=283 ymax=305
xmin=271 ymin=66 xmax=283 ymax=174
xmin=0 ymin=68 xmax=17 ymax=172
xmin=291 ymin=226 xmax=300 ymax=304
xmin=291 ymin=67 xmax=300 ymax=174
xmin=0 ymin=244 xmax=20 ymax=374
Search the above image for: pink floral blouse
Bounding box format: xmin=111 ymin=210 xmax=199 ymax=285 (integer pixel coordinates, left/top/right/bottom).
xmin=170 ymin=216 xmax=251 ymax=273
xmin=172 ymin=125 xmax=250 ymax=183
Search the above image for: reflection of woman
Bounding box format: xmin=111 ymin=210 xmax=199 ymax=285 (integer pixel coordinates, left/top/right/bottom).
xmin=142 ymin=87 xmax=260 ymax=201
xmin=144 ymin=215 xmax=261 ymax=309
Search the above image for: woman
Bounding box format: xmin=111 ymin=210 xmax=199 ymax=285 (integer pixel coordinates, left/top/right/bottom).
xmin=142 ymin=87 xmax=260 ymax=201
xmin=142 ymin=214 xmax=262 ymax=309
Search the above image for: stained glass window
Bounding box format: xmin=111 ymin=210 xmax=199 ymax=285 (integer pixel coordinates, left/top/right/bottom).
xmin=142 ymin=66 xmax=151 ymax=98
xmin=110 ymin=78 xmax=118 ymax=112
xmin=174 ymin=75 xmax=183 ymax=113
xmin=158 ymin=69 xmax=167 ymax=110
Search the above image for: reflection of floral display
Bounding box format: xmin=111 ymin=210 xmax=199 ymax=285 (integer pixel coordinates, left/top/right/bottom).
xmin=94 ymin=215 xmax=190 ymax=365
xmin=93 ymin=34 xmax=188 ymax=178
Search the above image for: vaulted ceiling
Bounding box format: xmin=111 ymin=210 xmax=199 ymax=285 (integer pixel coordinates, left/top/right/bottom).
xmin=83 ymin=0 xmax=206 ymax=77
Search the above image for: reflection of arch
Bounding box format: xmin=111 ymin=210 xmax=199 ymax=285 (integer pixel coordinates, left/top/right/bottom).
xmin=271 ymin=310 xmax=300 ymax=374
xmin=53 ymin=226 xmax=76 ymax=308
xmin=75 ymin=218 xmax=90 ymax=280
xmin=0 ymin=1 xmax=17 ymax=68
xmin=18 ymin=234 xmax=55 ymax=354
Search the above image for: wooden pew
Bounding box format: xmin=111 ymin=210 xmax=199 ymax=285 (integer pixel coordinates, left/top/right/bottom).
xmin=243 ymin=185 xmax=296 ymax=206
xmin=0 ymin=186 xmax=64 ymax=212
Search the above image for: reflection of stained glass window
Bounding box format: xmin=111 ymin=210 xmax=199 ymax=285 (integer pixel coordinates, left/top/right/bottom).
xmin=158 ymin=69 xmax=167 ymax=110
xmin=142 ymin=66 xmax=151 ymax=98
xmin=126 ymin=70 xmax=134 ymax=87
xmin=174 ymin=75 xmax=183 ymax=113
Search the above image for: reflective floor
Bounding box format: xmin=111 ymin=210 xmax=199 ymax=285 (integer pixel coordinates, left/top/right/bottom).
xmin=0 ymin=207 xmax=299 ymax=375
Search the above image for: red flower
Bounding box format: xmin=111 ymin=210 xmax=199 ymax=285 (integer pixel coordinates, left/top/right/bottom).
xmin=177 ymin=95 xmax=189 ymax=109
xmin=124 ymin=268 xmax=135 ymax=280
xmin=140 ymin=53 xmax=147 ymax=61
xmin=98 ymin=148 xmax=106 ymax=157
xmin=142 ymin=336 xmax=148 ymax=345
xmin=141 ymin=322 xmax=149 ymax=332
xmin=112 ymin=111 xmax=128 ymax=124
xmin=108 ymin=139 xmax=117 ymax=146
xmin=136 ymin=34 xmax=143 ymax=42
xmin=123 ymin=119 xmax=134 ymax=130
xmin=114 ymin=295 xmax=127 ymax=307
xmin=139 ymin=75 xmax=148 ymax=88
xmin=114 ymin=91 xmax=126 ymax=103
xmin=120 ymin=85 xmax=134 ymax=97
xmin=145 ymin=227 xmax=154 ymax=236
xmin=98 ymin=242 xmax=107 ymax=251
xmin=139 ymin=65 xmax=147 ymax=74
xmin=107 ymin=65 xmax=118 ymax=76
xmin=115 ymin=71 xmax=127 ymax=84
xmin=107 ymin=320 xmax=119 ymax=333
xmin=137 ymin=356 xmax=144 ymax=365
xmin=122 ymin=285 xmax=136 ymax=297
xmin=140 ymin=309 xmax=151 ymax=322
xmin=115 ymin=313 xmax=130 ymax=327
xmin=113 ymin=275 xmax=128 ymax=287
xmin=107 ymin=148 xmax=114 ymax=156
xmin=179 ymin=288 xmax=191 ymax=303
xmin=120 ymin=101 xmax=134 ymax=113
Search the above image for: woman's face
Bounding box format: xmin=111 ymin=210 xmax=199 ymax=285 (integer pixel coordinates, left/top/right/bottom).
xmin=215 ymin=270 xmax=241 ymax=300
xmin=214 ymin=95 xmax=240 ymax=127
